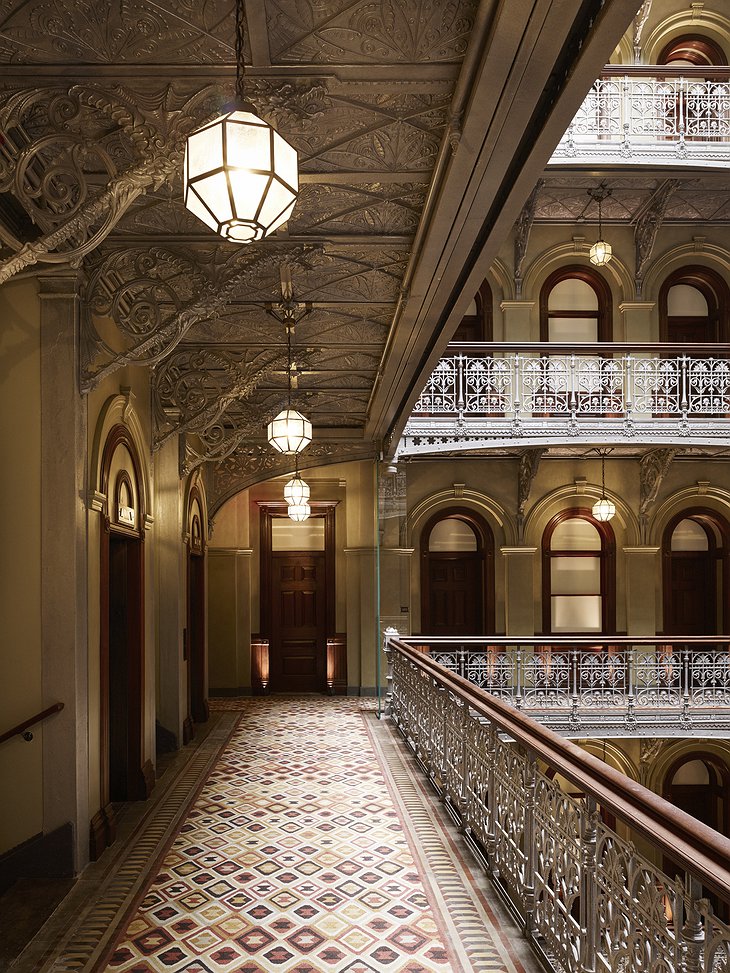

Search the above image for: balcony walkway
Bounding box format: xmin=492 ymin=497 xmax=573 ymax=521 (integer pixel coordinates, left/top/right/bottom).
xmin=13 ymin=697 xmax=539 ymax=973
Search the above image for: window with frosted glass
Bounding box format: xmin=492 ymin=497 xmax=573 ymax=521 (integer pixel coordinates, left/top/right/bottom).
xmin=547 ymin=277 xmax=599 ymax=343
xmin=549 ymin=518 xmax=603 ymax=632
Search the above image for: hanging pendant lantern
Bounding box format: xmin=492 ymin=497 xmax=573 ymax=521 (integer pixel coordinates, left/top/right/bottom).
xmin=288 ymin=502 xmax=311 ymax=523
xmin=184 ymin=109 xmax=299 ymax=243
xmin=588 ymin=186 xmax=613 ymax=267
xmin=183 ymin=3 xmax=298 ymax=243
xmin=592 ymin=449 xmax=615 ymax=522
xmin=589 ymin=238 xmax=612 ymax=267
xmin=267 ymin=408 xmax=312 ymax=454
xmin=284 ymin=472 xmax=310 ymax=505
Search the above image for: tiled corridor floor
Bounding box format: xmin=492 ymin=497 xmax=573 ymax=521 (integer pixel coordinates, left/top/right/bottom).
xmin=17 ymin=699 xmax=539 ymax=973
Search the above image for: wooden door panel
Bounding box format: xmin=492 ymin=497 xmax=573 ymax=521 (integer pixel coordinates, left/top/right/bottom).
xmin=271 ymin=553 xmax=326 ymax=692
xmin=666 ymin=554 xmax=715 ymax=635
xmin=427 ymin=554 xmax=483 ymax=635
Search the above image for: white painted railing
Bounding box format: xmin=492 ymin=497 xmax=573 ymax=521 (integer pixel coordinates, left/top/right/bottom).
xmin=400 ymin=345 xmax=730 ymax=454
xmin=384 ymin=634 xmax=730 ymax=973
xmin=392 ymin=636 xmax=730 ymax=736
xmin=549 ymin=71 xmax=730 ymax=167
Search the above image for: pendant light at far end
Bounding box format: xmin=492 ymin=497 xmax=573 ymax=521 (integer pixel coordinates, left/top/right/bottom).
xmin=288 ymin=502 xmax=311 ymax=523
xmin=284 ymin=471 xmax=310 ymax=506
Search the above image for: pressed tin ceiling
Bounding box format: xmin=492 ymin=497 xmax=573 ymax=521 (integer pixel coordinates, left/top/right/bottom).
xmin=0 ymin=0 xmax=642 ymax=511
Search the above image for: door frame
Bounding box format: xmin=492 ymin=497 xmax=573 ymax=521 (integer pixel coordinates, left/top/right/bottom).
xmin=420 ymin=507 xmax=494 ymax=635
xmin=662 ymin=507 xmax=730 ymax=635
xmin=259 ymin=501 xmax=338 ymax=670
xmin=93 ymin=423 xmax=152 ymax=860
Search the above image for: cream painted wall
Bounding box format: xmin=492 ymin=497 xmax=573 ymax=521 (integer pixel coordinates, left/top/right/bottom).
xmin=0 ymin=279 xmax=43 ymax=855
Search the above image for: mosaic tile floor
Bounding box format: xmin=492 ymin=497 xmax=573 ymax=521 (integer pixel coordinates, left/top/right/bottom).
xmin=97 ymin=698 xmax=532 ymax=973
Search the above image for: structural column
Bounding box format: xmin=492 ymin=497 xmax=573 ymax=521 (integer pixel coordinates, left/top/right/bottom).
xmin=619 ymin=302 xmax=655 ymax=343
xmin=39 ymin=274 xmax=90 ymax=872
xmin=501 ymin=547 xmax=537 ymax=636
xmin=155 ymin=438 xmax=185 ymax=743
xmin=345 ymin=547 xmax=378 ymax=694
xmin=624 ymin=547 xmax=660 ymax=635
xmin=500 ymin=301 xmax=535 ymax=342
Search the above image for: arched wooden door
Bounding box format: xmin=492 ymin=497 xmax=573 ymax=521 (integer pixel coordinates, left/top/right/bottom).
xmin=187 ymin=495 xmax=208 ymax=730
xmin=420 ymin=509 xmax=494 ymax=636
xmin=663 ymin=509 xmax=730 ymax=636
xmin=93 ymin=425 xmax=151 ymax=859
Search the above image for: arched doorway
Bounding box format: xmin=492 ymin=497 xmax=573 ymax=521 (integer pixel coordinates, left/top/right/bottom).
xmin=662 ymin=509 xmax=730 ymax=636
xmin=420 ymin=509 xmax=494 ymax=636
xmin=453 ymin=280 xmax=493 ymax=341
xmin=664 ymin=754 xmax=730 ymax=833
xmin=93 ymin=425 xmax=151 ymax=859
xmin=186 ymin=491 xmax=208 ymax=737
xmin=659 ymin=266 xmax=729 ymax=344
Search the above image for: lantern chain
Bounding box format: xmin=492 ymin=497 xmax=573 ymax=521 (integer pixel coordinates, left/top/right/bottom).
xmin=235 ymin=0 xmax=246 ymax=104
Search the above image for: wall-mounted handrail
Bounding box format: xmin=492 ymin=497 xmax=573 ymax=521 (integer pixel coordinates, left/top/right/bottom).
xmin=397 ymin=635 xmax=730 ymax=646
xmin=385 ymin=635 xmax=730 ymax=903
xmin=0 ymin=702 xmax=64 ymax=746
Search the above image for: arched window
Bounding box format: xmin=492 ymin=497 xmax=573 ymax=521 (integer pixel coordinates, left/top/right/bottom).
xmin=659 ymin=266 xmax=729 ymax=343
xmin=539 ymin=266 xmax=612 ymax=343
xmin=542 ymin=510 xmax=616 ymax=634
xmin=453 ymin=280 xmax=493 ymax=342
xmin=662 ymin=508 xmax=730 ymax=635
xmin=658 ymin=34 xmax=727 ymax=67
xmin=420 ymin=509 xmax=494 ymax=636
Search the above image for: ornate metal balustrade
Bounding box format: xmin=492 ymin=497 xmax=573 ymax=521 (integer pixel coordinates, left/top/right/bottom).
xmin=549 ymin=69 xmax=730 ymax=167
xmin=399 ymin=344 xmax=730 ymax=456
xmin=391 ymin=635 xmax=730 ymax=736
xmin=384 ymin=633 xmax=730 ymax=973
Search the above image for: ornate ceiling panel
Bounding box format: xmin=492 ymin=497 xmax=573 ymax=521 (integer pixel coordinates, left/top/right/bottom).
xmin=0 ymin=0 xmax=646 ymax=496
xmin=535 ymin=174 xmax=730 ymax=224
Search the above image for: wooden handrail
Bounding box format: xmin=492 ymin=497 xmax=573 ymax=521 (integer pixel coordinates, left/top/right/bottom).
xmin=389 ymin=637 xmax=730 ymax=902
xmin=398 ymin=635 xmax=730 ymax=646
xmin=601 ymin=65 xmax=730 ymax=79
xmin=0 ymin=702 xmax=64 ymax=746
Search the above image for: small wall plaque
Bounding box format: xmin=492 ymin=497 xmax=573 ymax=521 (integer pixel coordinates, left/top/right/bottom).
xmin=118 ymin=504 xmax=135 ymax=526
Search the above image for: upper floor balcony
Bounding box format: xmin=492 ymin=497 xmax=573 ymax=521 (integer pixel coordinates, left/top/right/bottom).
xmin=548 ymin=67 xmax=730 ymax=169
xmin=398 ymin=342 xmax=730 ymax=457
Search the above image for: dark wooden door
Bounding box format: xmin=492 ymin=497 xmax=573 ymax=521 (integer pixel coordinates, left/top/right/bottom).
xmin=427 ymin=554 xmax=483 ymax=636
xmin=108 ymin=534 xmax=144 ymax=801
xmin=188 ymin=552 xmax=208 ymax=724
xmin=665 ymin=553 xmax=715 ymax=635
xmin=668 ymin=317 xmax=715 ymax=343
xmin=271 ymin=553 xmax=326 ymax=692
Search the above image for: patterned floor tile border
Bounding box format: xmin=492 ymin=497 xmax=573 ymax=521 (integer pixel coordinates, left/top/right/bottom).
xmin=97 ymin=697 xmax=458 ymax=973
xmin=15 ymin=715 xmax=240 ymax=973
xmin=365 ymin=714 xmax=538 ymax=973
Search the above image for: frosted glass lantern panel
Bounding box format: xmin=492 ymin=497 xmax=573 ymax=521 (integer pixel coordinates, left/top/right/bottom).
xmin=551 ymin=556 xmax=600 ymax=594
xmin=667 ymin=284 xmax=708 ymax=316
xmin=273 ymin=131 xmax=299 ymax=189
xmin=194 ymin=170 xmax=233 ymax=223
xmin=671 ymin=518 xmax=709 ymax=551
xmin=227 ymin=115 xmax=272 ymax=170
xmin=549 ymin=278 xmax=598 ymax=311
xmin=257 ymin=177 xmax=297 ymax=229
xmin=551 ymin=595 xmax=602 ymax=632
xmin=272 ymin=518 xmax=325 ymax=551
xmin=551 ymin=518 xmax=601 ymax=551
xmin=186 ymin=124 xmax=224 ymax=178
xmin=429 ymin=518 xmax=478 ymax=552
xmin=548 ymin=317 xmax=598 ymax=343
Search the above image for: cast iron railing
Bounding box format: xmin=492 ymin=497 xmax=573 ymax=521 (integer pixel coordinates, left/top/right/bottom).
xmin=391 ymin=636 xmax=730 ymax=735
xmin=384 ymin=633 xmax=730 ymax=973
xmin=400 ymin=344 xmax=730 ymax=454
xmin=549 ymin=68 xmax=730 ymax=167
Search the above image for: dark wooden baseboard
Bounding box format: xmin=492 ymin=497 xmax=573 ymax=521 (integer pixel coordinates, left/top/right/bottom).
xmin=141 ymin=760 xmax=155 ymax=799
xmin=0 ymin=822 xmax=75 ymax=893
xmin=89 ymin=803 xmax=117 ymax=861
xmin=182 ymin=715 xmax=194 ymax=745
